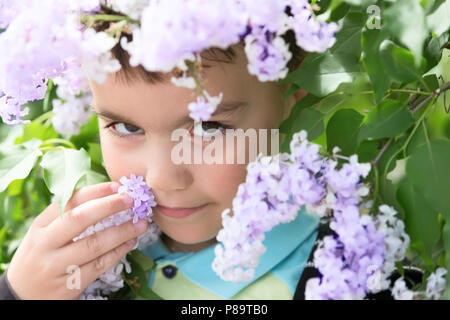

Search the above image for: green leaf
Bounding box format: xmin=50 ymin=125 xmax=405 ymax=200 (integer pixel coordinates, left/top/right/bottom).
xmin=128 ymin=250 xmax=156 ymax=272
xmin=378 ymin=177 xmax=406 ymax=221
xmin=405 ymin=139 xmax=450 ymax=217
xmin=326 ymin=108 xmax=364 ymax=156
xmin=406 ymin=121 xmax=428 ymax=156
xmin=378 ymin=136 xmax=407 ymax=179
xmin=422 ymin=74 xmax=441 ymax=91
xmin=361 ymin=27 xmax=392 ymax=103
xmin=426 ymin=0 xmax=450 ymax=37
xmin=357 ymin=99 xmax=415 ymax=144
xmin=397 ymin=178 xmax=440 ymax=271
xmin=383 ymin=0 xmax=428 ymax=66
xmin=7 ymin=179 xmax=24 ymax=196
xmin=40 ymin=148 xmax=91 ymax=217
xmin=74 ymin=170 xmax=108 ymax=190
xmin=15 ymin=122 xmax=58 ymax=144
xmin=87 ymin=142 xmax=104 ymax=167
xmin=282 ymin=12 xmax=365 ymax=97
xmin=379 ymin=40 xmax=428 ymax=83
xmin=0 ymin=138 xmax=43 ymax=193
xmin=288 ymin=107 xmax=325 ymax=141
xmin=356 ymin=140 xmax=379 ymax=163
xmin=69 ymin=114 xmax=99 ymax=149
xmin=279 ymin=94 xmax=321 ymax=134
xmin=125 ymin=250 xmax=163 ymax=300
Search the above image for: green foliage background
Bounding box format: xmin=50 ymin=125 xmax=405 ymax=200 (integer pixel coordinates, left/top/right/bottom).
xmin=0 ymin=0 xmax=449 ymax=299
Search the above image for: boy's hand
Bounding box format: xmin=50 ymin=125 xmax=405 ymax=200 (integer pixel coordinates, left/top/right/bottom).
xmin=6 ymin=181 xmax=149 ymax=300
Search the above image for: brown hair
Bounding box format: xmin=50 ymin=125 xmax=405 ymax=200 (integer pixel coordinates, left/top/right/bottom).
xmin=90 ymin=8 xmax=307 ymax=85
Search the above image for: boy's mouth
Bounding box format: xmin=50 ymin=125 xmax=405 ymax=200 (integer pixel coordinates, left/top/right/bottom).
xmin=156 ymin=203 xmax=209 ymax=219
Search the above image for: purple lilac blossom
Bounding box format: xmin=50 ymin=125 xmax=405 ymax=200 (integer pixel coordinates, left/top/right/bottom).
xmin=118 ymin=174 xmax=157 ymax=224
xmin=74 ymin=174 xmax=160 ymax=299
xmin=288 ymin=0 xmax=339 ymax=53
xmin=212 ymin=129 xmax=409 ymax=300
xmin=244 ymin=27 xmax=293 ymax=82
xmin=0 ymin=0 xmax=118 ymax=126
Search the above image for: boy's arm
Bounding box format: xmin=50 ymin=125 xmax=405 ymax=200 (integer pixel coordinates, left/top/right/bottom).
xmin=0 ymin=269 xmax=21 ymax=300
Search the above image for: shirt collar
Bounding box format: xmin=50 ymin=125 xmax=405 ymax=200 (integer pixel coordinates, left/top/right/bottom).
xmin=142 ymin=206 xmax=319 ymax=299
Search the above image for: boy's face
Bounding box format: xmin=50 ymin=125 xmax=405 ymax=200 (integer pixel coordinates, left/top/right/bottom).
xmin=88 ymin=45 xmax=301 ymax=251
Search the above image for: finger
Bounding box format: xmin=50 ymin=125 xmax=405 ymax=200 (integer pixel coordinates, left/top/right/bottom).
xmin=77 ymin=238 xmax=137 ymax=293
xmin=59 ymin=219 xmax=148 ymax=267
xmin=43 ymin=192 xmax=134 ymax=249
xmin=33 ymin=181 xmax=121 ymax=229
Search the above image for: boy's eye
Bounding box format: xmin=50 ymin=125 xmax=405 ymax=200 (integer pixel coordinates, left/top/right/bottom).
xmin=192 ymin=121 xmax=228 ymax=138
xmin=106 ymin=122 xmax=144 ymax=137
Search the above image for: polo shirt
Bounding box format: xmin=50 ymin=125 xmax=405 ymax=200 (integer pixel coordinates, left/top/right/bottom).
xmin=141 ymin=205 xmax=319 ymax=300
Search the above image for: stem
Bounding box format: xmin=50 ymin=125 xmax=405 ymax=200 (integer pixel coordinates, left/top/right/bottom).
xmin=33 ymin=111 xmax=54 ymax=124
xmin=369 ymin=166 xmax=379 ymax=215
xmin=410 ymin=95 xmax=434 ymax=114
xmin=40 ymin=138 xmax=76 ymax=149
xmin=43 ymin=79 xmax=53 ymax=112
xmin=39 ymin=146 xmax=65 ymax=153
xmin=80 ymin=14 xmax=139 ymax=25
xmin=372 ymin=138 xmax=392 ymax=166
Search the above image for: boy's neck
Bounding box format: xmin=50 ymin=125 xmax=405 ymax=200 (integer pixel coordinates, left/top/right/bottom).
xmin=160 ymin=233 xmax=217 ymax=253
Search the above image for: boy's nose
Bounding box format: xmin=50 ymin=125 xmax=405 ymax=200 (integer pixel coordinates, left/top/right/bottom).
xmin=144 ymin=141 xmax=193 ymax=192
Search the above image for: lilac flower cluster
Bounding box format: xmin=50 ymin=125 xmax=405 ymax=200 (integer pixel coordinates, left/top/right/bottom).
xmin=73 ymin=174 xmax=160 ymax=300
xmin=51 ymin=77 xmax=94 ymax=136
xmin=212 ymin=130 xmax=411 ymax=300
xmin=118 ymin=174 xmax=158 ymax=224
xmin=0 ymin=0 xmax=338 ymax=126
xmin=392 ymin=267 xmax=447 ymax=300
xmin=0 ymin=0 xmax=119 ymax=126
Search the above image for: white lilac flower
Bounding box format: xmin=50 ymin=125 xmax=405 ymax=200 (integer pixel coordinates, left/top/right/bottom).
xmin=188 ymin=90 xmax=223 ymax=122
xmin=426 ymin=267 xmax=447 ymax=300
xmin=50 ymin=76 xmax=94 ymax=136
xmin=51 ymin=99 xmax=93 ymax=136
xmin=75 ymin=174 xmax=160 ymax=299
xmin=392 ymin=277 xmax=414 ymax=300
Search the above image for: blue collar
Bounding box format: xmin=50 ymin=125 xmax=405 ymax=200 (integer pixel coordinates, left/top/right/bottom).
xmin=142 ymin=206 xmax=319 ymax=299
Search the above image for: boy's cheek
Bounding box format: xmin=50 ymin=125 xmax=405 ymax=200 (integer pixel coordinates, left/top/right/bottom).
xmin=202 ymin=163 xmax=247 ymax=203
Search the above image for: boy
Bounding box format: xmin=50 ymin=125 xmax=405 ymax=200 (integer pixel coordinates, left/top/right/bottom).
xmin=1 ymin=20 xmax=320 ymax=299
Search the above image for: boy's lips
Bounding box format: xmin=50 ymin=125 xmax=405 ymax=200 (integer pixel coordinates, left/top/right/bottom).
xmin=155 ymin=203 xmax=209 ymax=219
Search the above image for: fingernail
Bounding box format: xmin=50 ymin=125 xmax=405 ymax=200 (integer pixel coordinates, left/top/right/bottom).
xmin=110 ymin=183 xmax=120 ymax=193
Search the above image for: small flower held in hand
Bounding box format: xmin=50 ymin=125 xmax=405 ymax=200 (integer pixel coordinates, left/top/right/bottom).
xmin=118 ymin=173 xmax=157 ymax=224
xmin=75 ymin=174 xmax=160 ymax=299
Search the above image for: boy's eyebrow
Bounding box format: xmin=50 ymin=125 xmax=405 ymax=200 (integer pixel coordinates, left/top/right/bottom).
xmin=91 ymin=100 xmax=247 ymax=128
